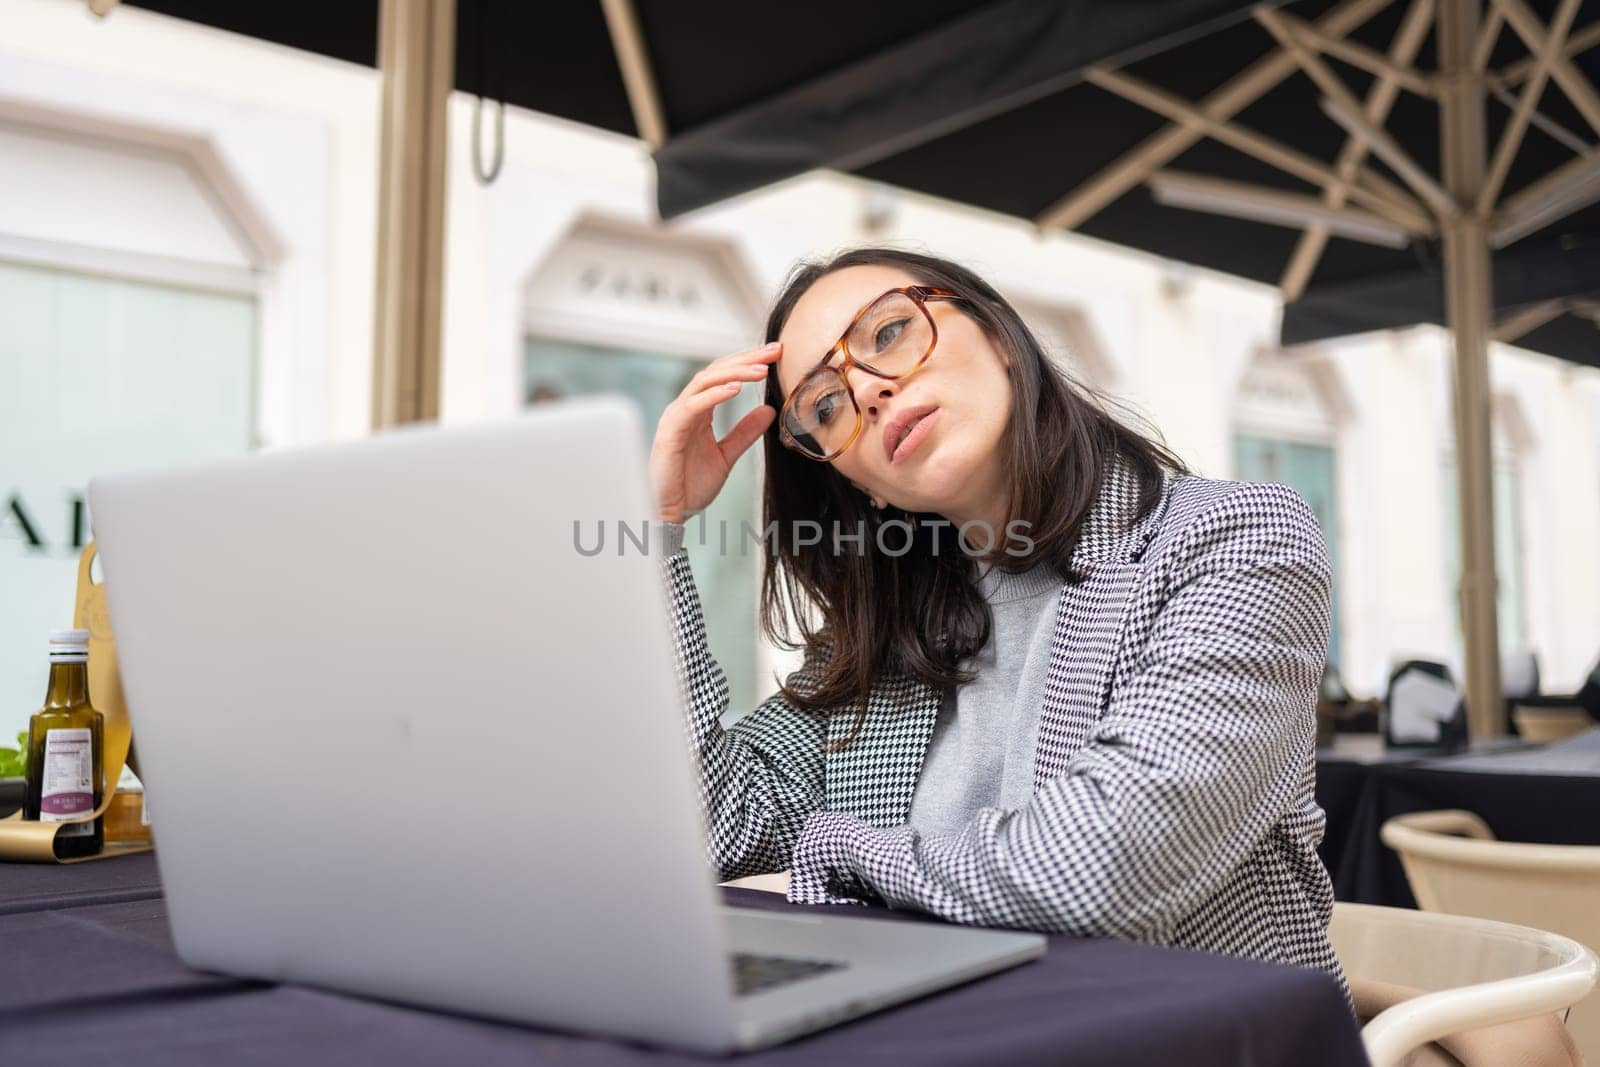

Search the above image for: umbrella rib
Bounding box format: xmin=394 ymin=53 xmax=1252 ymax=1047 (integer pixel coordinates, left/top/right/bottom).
xmin=1495 ymin=21 xmax=1600 ymax=87
xmin=1147 ymin=169 xmax=1418 ymax=246
xmin=1478 ymin=0 xmax=1584 ymax=215
xmin=1257 ymin=6 xmax=1452 ymax=221
xmin=1279 ymin=0 xmax=1437 ymax=301
xmin=1034 ymin=0 xmax=1396 ymax=232
xmin=1492 ymin=298 xmax=1569 ymax=342
xmin=1086 ymin=67 xmax=1432 ymax=232
xmin=1490 ymin=147 xmax=1600 ymax=246
xmin=1268 ymin=11 xmax=1437 ymax=97
xmin=1320 ymin=94 xmax=1457 ymax=217
xmin=1473 ymin=6 xmax=1506 ymax=73
xmin=599 ymin=0 xmax=668 ymax=149
xmin=1490 ymin=0 xmax=1600 ymax=138
xmin=1485 ymin=79 xmax=1592 ymax=154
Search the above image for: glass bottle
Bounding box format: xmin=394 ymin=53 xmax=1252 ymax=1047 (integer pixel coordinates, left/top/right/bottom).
xmin=23 ymin=629 xmax=105 ymax=858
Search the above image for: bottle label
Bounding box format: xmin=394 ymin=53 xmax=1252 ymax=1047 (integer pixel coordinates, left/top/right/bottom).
xmin=40 ymin=728 xmax=94 ymax=836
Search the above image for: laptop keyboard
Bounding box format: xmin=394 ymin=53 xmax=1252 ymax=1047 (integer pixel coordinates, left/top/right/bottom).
xmin=731 ymin=953 xmax=846 ymax=996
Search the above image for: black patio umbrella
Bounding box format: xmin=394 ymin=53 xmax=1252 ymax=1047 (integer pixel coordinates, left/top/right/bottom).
xmin=122 ymin=1 xmax=1600 ymax=365
xmin=1283 ymin=226 xmax=1600 ymax=355
xmin=120 ymin=0 xmax=1600 ymax=736
xmin=640 ymin=1 xmax=1600 ymax=370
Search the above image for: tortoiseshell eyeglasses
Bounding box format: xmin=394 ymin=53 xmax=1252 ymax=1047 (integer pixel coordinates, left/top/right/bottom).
xmin=777 ymin=285 xmax=960 ymax=462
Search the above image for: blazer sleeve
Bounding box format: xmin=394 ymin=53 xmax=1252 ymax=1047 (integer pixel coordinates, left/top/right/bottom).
xmin=657 ymin=525 xmax=828 ymax=882
xmin=786 ymin=484 xmax=1332 ymax=941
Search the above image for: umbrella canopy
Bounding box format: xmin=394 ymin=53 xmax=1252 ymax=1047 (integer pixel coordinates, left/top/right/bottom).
xmin=124 ymin=0 xmax=1600 ymax=364
xmin=643 ymin=0 xmax=1600 ymax=368
xmin=1284 ymin=227 xmax=1600 ymax=364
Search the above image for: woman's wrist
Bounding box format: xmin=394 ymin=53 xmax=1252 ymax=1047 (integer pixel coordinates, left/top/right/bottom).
xmin=657 ymin=505 xmax=706 ymax=524
xmin=657 ymin=519 xmax=686 ymax=556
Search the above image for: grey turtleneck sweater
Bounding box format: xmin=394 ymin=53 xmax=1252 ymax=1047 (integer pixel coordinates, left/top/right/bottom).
xmin=659 ymin=521 xmax=1064 ymax=836
xmin=906 ymin=560 xmax=1065 ymax=836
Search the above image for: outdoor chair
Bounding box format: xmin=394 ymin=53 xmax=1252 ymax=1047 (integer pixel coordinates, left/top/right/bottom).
xmin=1381 ymin=810 xmax=1600 ymax=1061
xmin=1512 ymin=656 xmax=1600 ymax=744
xmin=1332 ymin=901 xmax=1595 ymax=1067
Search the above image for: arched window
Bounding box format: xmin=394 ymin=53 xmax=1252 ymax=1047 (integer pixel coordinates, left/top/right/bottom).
xmin=0 ymin=116 xmax=270 ymax=735
xmin=521 ymin=216 xmax=768 ymax=717
xmin=1231 ymin=349 xmax=1349 ymax=669
xmin=1440 ymin=392 xmax=1533 ymax=659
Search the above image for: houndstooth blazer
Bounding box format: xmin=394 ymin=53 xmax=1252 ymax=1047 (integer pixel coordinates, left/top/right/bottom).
xmin=658 ymin=457 xmax=1344 ymax=986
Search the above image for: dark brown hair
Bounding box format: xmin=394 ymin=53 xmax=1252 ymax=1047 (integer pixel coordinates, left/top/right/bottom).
xmin=758 ymin=247 xmax=1185 ymax=745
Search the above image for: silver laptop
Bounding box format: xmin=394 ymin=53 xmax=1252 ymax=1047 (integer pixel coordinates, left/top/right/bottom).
xmin=88 ymin=395 xmax=1044 ymax=1054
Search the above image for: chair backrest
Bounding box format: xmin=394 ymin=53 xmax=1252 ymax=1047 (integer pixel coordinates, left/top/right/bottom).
xmin=1512 ymin=705 xmax=1593 ymax=743
xmin=1381 ymin=811 xmax=1600 ymax=935
xmin=1380 ymin=811 xmax=1600 ymax=1060
xmin=1331 ymin=901 xmax=1597 ymax=1067
xmin=1579 ymin=657 xmax=1600 ymax=720
xmin=1385 ymin=660 xmax=1466 ymax=749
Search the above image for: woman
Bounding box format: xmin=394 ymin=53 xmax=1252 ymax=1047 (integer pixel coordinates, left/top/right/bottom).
xmin=648 ymin=247 xmax=1343 ymax=985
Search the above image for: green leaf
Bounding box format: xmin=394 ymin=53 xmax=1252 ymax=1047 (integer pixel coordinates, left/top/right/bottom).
xmin=0 ymin=732 xmax=27 ymax=777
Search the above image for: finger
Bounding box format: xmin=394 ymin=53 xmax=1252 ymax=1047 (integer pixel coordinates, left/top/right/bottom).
xmin=670 ymin=380 xmax=745 ymax=430
xmin=717 ymin=405 xmax=776 ymax=463
xmin=694 ymin=343 xmax=780 ymax=390
xmin=683 ymin=360 xmax=772 ymax=395
xmin=681 ymin=342 xmax=781 ymax=396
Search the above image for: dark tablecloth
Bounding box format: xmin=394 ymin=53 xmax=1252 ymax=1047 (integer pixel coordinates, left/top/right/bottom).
xmin=1316 ymin=730 xmax=1600 ymax=906
xmin=0 ymin=777 xmax=24 ymax=818
xmin=0 ymin=881 xmax=1367 ymax=1066
xmin=0 ymin=849 xmax=163 ymax=914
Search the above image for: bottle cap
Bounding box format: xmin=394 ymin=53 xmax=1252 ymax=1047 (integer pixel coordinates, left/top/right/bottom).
xmin=48 ymin=629 xmax=90 ymax=662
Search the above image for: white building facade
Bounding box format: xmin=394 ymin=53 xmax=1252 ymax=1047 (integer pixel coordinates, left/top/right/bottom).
xmin=3 ymin=0 xmax=1598 ymax=740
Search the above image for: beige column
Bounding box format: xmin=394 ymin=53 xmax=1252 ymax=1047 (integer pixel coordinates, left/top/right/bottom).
xmin=1438 ymin=0 xmax=1504 ymax=737
xmin=372 ymin=0 xmax=455 ymax=428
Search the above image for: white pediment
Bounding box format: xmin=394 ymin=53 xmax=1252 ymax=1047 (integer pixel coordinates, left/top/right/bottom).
xmin=1235 ymin=347 xmax=1351 ymax=439
xmin=522 ymin=216 xmax=764 ymax=358
xmin=1013 ymin=299 xmax=1118 ymax=389
xmin=0 ymin=118 xmax=265 ymax=276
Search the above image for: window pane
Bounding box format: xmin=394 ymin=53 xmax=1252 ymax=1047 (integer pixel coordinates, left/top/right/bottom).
xmin=1234 ymin=434 xmax=1341 ymax=669
xmin=1440 ymin=459 xmax=1526 ymax=653
xmin=1 ymin=261 xmax=255 ymax=739
xmin=524 ymin=338 xmax=762 ymax=714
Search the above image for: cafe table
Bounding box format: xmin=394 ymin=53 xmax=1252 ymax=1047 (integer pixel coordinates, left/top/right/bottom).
xmin=0 ymin=853 xmax=1367 ymax=1066
xmin=0 ymin=847 xmax=164 ymax=915
xmin=1317 ymin=729 xmax=1600 ymax=907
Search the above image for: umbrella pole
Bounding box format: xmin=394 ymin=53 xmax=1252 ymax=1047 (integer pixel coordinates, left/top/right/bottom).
xmin=1438 ymin=0 xmax=1505 ymax=739
xmin=372 ymin=0 xmax=455 ymax=429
